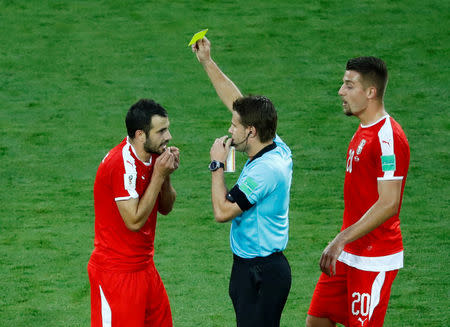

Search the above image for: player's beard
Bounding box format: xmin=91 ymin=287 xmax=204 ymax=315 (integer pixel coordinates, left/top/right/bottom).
xmin=343 ymin=106 xmax=353 ymax=116
xmin=143 ymin=136 xmax=167 ymax=155
xmin=342 ymin=101 xmax=354 ymax=117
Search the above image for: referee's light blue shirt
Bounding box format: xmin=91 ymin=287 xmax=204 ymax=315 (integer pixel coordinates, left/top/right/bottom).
xmin=229 ymin=135 xmax=292 ymax=259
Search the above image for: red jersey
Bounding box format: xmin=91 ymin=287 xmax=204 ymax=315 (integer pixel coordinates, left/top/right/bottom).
xmin=338 ymin=115 xmax=410 ymax=271
xmin=89 ymin=137 xmax=159 ymax=272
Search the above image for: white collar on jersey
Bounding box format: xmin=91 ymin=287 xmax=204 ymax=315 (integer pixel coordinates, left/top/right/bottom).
xmin=360 ymin=114 xmax=390 ymax=128
xmin=126 ymin=136 xmax=152 ymax=166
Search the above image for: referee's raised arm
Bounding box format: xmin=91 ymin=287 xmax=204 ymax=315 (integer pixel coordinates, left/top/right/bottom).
xmin=192 ymin=37 xmax=242 ymax=112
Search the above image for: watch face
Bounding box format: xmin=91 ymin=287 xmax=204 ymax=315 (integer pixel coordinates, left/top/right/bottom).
xmin=209 ymin=161 xmax=223 ymax=171
xmin=209 ymin=161 xmax=218 ymax=171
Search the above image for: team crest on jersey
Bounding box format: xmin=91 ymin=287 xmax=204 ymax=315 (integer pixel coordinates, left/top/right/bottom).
xmin=356 ymin=139 xmax=366 ymax=155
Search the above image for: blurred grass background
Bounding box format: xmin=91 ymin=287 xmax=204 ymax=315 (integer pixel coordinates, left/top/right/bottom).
xmin=0 ymin=0 xmax=448 ymax=326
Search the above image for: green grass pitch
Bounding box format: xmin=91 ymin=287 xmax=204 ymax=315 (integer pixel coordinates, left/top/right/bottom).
xmin=0 ymin=0 xmax=448 ymax=326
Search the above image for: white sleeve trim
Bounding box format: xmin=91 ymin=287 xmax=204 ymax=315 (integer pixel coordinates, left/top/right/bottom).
xmin=377 ymin=176 xmax=403 ymax=181
xmin=115 ymin=195 xmax=137 ymax=201
xmin=338 ymin=250 xmax=403 ymax=272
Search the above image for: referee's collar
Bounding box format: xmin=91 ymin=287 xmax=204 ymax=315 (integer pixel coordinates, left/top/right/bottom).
xmin=248 ymin=142 xmax=276 ymax=164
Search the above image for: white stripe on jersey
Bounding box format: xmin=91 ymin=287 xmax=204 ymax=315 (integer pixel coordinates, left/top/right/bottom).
xmin=369 ymin=271 xmax=386 ymax=320
xmin=115 ymin=138 xmax=153 ymax=201
xmin=120 ymin=143 xmax=139 ymax=200
xmin=338 ymin=250 xmax=403 ymax=272
xmin=378 ymin=116 xmax=394 ymax=179
xmin=110 ymin=142 xmax=139 ymax=201
xmin=377 ymin=116 xmax=404 ymax=181
xmin=99 ymin=285 xmax=112 ymax=327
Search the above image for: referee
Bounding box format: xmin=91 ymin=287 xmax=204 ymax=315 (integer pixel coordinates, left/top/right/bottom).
xmin=192 ymin=37 xmax=293 ymax=327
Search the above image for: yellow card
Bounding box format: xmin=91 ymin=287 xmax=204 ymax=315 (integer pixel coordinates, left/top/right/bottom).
xmin=188 ymin=29 xmax=208 ymax=46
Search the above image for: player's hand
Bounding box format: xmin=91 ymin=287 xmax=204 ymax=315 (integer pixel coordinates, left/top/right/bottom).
xmin=319 ymin=235 xmax=345 ymax=277
xmin=192 ymin=37 xmax=211 ymax=63
xmin=154 ymin=147 xmax=178 ymax=178
xmin=167 ymin=146 xmax=180 ymax=170
xmin=210 ymin=136 xmax=232 ymax=163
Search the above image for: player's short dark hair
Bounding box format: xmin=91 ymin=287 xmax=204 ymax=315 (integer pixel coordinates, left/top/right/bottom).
xmin=232 ymin=95 xmax=277 ymax=143
xmin=126 ymin=99 xmax=168 ymax=139
xmin=346 ymin=56 xmax=388 ymax=99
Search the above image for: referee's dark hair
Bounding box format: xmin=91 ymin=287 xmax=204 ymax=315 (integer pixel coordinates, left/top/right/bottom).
xmin=126 ymin=99 xmax=168 ymax=139
xmin=346 ymin=56 xmax=388 ymax=100
xmin=232 ymin=95 xmax=277 ymax=143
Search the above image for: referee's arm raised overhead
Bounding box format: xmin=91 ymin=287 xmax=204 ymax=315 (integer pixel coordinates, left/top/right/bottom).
xmin=210 ymin=136 xmax=243 ymax=223
xmin=192 ymin=37 xmax=242 ymax=112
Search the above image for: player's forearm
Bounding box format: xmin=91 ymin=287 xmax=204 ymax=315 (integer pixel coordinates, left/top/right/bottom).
xmin=127 ymin=175 xmax=166 ymax=231
xmin=337 ymin=200 xmax=399 ymax=246
xmin=201 ymin=59 xmax=243 ymax=112
xmin=158 ymin=176 xmax=176 ymax=215
xmin=210 ymin=170 xmax=232 ymax=222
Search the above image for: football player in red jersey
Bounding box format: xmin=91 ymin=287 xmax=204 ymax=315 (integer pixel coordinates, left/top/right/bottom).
xmin=307 ymin=57 xmax=410 ymax=327
xmin=88 ymin=99 xmax=179 ymax=327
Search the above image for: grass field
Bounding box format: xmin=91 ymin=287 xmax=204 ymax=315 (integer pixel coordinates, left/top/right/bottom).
xmin=0 ymin=0 xmax=448 ymax=326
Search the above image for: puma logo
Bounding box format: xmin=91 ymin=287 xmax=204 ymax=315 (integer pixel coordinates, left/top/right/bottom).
xmin=382 ymin=140 xmax=391 ymax=146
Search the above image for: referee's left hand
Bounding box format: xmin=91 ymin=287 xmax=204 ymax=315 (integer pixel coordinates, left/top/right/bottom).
xmin=210 ymin=136 xmax=232 ymax=163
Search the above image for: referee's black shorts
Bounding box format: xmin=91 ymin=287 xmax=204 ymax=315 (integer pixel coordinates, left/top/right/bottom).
xmin=229 ymin=251 xmax=291 ymax=327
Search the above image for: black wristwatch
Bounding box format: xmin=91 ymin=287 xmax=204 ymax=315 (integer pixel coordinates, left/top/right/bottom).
xmin=209 ymin=160 xmax=224 ymax=172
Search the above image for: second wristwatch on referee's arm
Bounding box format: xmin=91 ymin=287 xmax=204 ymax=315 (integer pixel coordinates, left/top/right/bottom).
xmin=209 ymin=160 xmax=224 ymax=172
